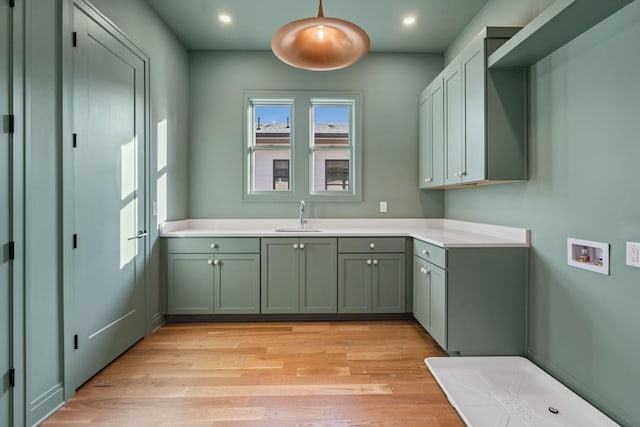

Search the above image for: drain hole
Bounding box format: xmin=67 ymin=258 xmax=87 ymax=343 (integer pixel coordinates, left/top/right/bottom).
xmin=549 ymin=407 xmax=559 ymax=414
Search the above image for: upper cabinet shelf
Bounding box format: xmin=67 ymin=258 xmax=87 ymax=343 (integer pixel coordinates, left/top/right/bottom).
xmin=488 ymin=0 xmax=633 ymax=68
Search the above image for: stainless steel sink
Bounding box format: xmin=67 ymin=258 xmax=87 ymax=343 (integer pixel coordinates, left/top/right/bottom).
xmin=275 ymin=228 xmax=322 ymax=232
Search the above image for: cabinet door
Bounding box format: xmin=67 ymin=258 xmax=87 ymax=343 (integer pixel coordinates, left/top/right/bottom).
xmin=418 ymin=87 xmax=431 ymax=188
xmin=299 ymin=239 xmax=337 ymax=313
xmin=338 ymin=254 xmax=371 ymax=313
xmin=167 ymin=254 xmax=214 ymax=314
xmin=444 ymin=61 xmax=463 ymax=186
xmin=214 ymin=254 xmax=260 ymax=314
xmin=372 ymin=254 xmax=406 ymax=313
xmin=261 ymin=238 xmax=299 ymax=313
xmin=413 ymin=256 xmax=429 ymax=329
xmin=426 ymin=263 xmax=447 ymax=350
xmin=430 ymin=78 xmax=445 ymax=187
xmin=461 ymin=39 xmax=486 ymax=183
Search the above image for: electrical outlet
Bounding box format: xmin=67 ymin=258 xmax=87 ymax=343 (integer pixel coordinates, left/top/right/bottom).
xmin=626 ymin=242 xmax=640 ymax=268
xmin=379 ymin=201 xmax=388 ymax=213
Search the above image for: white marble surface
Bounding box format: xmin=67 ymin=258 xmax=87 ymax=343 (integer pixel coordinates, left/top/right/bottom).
xmin=159 ymin=218 xmax=530 ymax=248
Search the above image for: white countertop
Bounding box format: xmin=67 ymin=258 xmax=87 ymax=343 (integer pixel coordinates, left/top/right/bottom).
xmin=159 ymin=218 xmax=530 ymax=248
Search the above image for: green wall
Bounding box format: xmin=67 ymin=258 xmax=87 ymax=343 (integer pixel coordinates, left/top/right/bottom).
xmin=188 ymin=51 xmax=444 ymax=219
xmin=443 ymin=1 xmax=640 ymax=425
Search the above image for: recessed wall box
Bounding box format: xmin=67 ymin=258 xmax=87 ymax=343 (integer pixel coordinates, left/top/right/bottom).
xmin=567 ymin=238 xmax=609 ymax=275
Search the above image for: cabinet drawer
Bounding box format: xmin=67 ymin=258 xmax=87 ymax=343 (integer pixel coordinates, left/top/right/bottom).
xmin=338 ymin=237 xmax=406 ymax=253
xmin=166 ymin=237 xmax=260 ymax=254
xmin=414 ymin=239 xmax=446 ymax=268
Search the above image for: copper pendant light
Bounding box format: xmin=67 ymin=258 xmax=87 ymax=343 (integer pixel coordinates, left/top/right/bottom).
xmin=271 ymin=0 xmax=370 ymax=71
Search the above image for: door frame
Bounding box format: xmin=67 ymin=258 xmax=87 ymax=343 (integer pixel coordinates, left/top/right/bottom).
xmin=61 ymin=0 xmax=151 ymax=401
xmin=4 ymin=0 xmax=25 ymax=424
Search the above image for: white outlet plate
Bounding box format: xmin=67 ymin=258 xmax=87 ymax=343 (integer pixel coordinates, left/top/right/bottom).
xmin=626 ymin=242 xmax=640 ymax=268
xmin=379 ymin=201 xmax=388 ymax=213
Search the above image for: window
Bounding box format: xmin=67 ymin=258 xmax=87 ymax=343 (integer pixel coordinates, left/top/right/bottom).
xmin=325 ymin=159 xmax=349 ymax=190
xmin=248 ymin=101 xmax=293 ymax=193
xmin=273 ymin=159 xmax=290 ymax=190
xmin=244 ymin=91 xmax=361 ymax=201
xmin=311 ymin=102 xmax=353 ymax=193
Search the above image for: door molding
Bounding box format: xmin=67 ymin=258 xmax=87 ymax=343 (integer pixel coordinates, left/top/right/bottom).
xmin=61 ymin=0 xmax=150 ymax=401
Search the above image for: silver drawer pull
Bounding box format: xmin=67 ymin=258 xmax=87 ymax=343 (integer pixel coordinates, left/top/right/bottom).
xmin=299 ymin=243 xmax=305 ymax=249
xmin=373 ymin=259 xmax=378 ymax=265
xmin=422 ymin=249 xmax=429 ymax=256
xmin=213 ymin=259 xmax=220 ymax=266
xmin=369 ymin=243 xmax=375 ymax=249
xmin=366 ymin=259 xmax=372 ymax=265
xmin=127 ymin=230 xmax=147 ymax=240
xmin=293 ymin=244 xmax=299 ymax=249
xmin=207 ymin=259 xmax=213 ymax=265
xmin=210 ymin=243 xmax=217 ymax=249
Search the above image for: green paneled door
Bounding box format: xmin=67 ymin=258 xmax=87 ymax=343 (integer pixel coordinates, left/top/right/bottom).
xmin=418 ymin=87 xmax=431 ymax=188
xmin=371 ymin=254 xmax=406 ymax=313
xmin=261 ymin=238 xmax=299 ymax=313
xmin=1 ymin=0 xmax=12 ymax=423
xmin=167 ymin=254 xmax=214 ymax=314
xmin=413 ymin=256 xmax=428 ymax=328
xmin=425 ymin=262 xmax=447 ymax=350
xmin=299 ymin=239 xmax=337 ymax=313
xmin=338 ymin=254 xmax=372 ymax=313
xmin=71 ymin=7 xmax=146 ymax=389
xmin=261 ymin=238 xmax=337 ymax=313
xmin=461 ymin=40 xmax=485 ymax=183
xmin=444 ymin=61 xmax=463 ymax=186
xmin=214 ymin=253 xmax=260 ymax=314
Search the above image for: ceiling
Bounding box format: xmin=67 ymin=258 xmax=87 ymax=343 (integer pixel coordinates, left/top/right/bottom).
xmin=144 ymin=0 xmax=489 ymax=53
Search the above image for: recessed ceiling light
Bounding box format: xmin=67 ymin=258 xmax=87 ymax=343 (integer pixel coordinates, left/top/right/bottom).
xmin=219 ymin=14 xmax=232 ymax=24
xmin=402 ymin=16 xmax=416 ymax=26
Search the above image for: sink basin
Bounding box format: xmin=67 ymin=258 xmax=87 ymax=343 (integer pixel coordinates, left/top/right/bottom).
xmin=275 ymin=228 xmax=323 ymax=232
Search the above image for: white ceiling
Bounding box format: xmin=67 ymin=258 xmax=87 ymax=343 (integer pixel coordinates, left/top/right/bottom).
xmin=144 ymin=0 xmax=490 ymax=52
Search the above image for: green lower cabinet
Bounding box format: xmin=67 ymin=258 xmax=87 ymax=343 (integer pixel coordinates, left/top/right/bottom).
xmin=261 ymin=238 xmax=337 ymax=314
xmin=412 ymin=240 xmax=526 ymax=355
xmin=338 ymin=253 xmax=406 ymax=313
xmin=214 ymin=254 xmax=260 ymax=314
xmin=167 ymin=252 xmax=260 ymax=315
xmin=424 ymin=262 xmax=447 ymax=349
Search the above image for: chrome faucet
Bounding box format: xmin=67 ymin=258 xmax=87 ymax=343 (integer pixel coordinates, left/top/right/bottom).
xmin=299 ymin=200 xmax=307 ymax=229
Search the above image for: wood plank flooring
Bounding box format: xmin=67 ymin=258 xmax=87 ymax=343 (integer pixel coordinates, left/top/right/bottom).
xmin=43 ymin=320 xmax=463 ymax=426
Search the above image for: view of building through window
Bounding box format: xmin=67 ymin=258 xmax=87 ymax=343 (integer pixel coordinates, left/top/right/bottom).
xmin=247 ymin=95 xmax=357 ymax=198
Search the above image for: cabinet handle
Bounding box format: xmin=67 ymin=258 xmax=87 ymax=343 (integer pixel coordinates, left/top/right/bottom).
xmin=369 ymin=243 xmax=375 ymax=249
xmin=293 ymin=244 xmax=299 ymax=249
xmin=213 ymin=259 xmax=220 ymax=266
xmin=373 ymin=259 xmax=378 ymax=265
xmin=420 ymin=267 xmax=425 ymax=274
xmin=366 ymin=259 xmax=372 ymax=265
xmin=299 ymin=243 xmax=305 ymax=249
xmin=207 ymin=259 xmax=213 ymax=265
xmin=210 ymin=243 xmax=217 ymax=249
xmin=422 ymin=249 xmax=429 ymax=256
xmin=425 ymin=177 xmax=432 ymax=183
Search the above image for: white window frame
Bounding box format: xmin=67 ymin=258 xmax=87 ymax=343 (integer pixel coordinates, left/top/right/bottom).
xmin=243 ymin=90 xmax=362 ymax=202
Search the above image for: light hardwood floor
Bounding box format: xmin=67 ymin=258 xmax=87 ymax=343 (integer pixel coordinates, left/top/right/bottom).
xmin=43 ymin=320 xmax=463 ymax=426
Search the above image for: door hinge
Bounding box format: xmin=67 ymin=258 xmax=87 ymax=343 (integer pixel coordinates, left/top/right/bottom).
xmin=73 ymin=234 xmax=78 ymax=249
xmin=72 ymin=133 xmax=77 ymax=148
xmin=9 ymin=368 xmax=15 ymax=387
xmin=74 ymin=334 xmax=79 ymax=350
xmin=3 ymin=114 xmax=14 ymax=134
xmin=72 ymin=32 xmax=77 ymax=47
xmin=7 ymin=241 xmax=15 ymax=260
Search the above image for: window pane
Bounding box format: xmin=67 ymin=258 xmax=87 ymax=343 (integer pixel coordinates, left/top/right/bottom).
xmin=254 ymin=150 xmax=290 ymax=191
xmin=273 ymin=159 xmax=290 ymax=190
xmin=312 ymin=106 xmax=350 ymax=146
xmin=254 ymin=105 xmax=291 ymax=147
xmin=313 ymin=150 xmax=350 ymax=192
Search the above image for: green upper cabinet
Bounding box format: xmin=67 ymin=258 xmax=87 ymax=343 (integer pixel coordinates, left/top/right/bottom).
xmin=424 ymin=27 xmax=526 ymax=189
xmin=419 ymin=76 xmax=445 ymax=188
xmin=261 ymin=237 xmax=337 ymax=314
xmin=338 ymin=238 xmax=406 ymax=314
xmin=165 ymin=238 xmax=260 ymax=314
